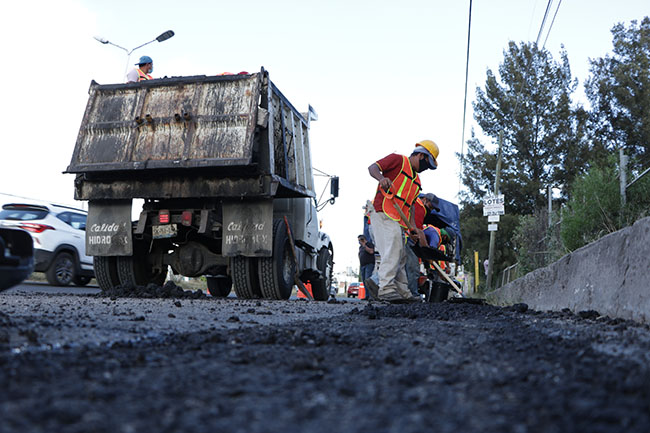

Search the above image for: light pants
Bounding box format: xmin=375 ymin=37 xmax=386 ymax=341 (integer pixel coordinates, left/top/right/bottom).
xmin=369 ymin=209 xmax=412 ymax=300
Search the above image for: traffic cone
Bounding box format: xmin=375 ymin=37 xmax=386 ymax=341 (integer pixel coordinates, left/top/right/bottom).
xmin=358 ymin=283 xmax=366 ymax=300
xmin=297 ymin=281 xmax=313 ymax=299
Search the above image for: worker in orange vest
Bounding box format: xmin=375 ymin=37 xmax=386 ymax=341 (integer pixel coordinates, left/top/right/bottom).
xmin=126 ymin=55 xmax=154 ymax=83
xmin=367 ymin=140 xmax=439 ymax=302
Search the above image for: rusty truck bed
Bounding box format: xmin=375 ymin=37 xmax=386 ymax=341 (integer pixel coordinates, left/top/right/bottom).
xmin=67 ymin=70 xmax=315 ymax=200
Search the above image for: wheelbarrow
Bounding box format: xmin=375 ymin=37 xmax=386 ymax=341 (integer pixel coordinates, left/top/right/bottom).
xmin=411 ymin=243 xmax=463 ymax=303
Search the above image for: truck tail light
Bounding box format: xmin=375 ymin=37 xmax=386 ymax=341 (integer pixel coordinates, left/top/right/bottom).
xmin=19 ymin=223 xmax=54 ymax=233
xmin=159 ymin=210 xmax=170 ymax=224
xmin=181 ymin=211 xmax=192 ymax=226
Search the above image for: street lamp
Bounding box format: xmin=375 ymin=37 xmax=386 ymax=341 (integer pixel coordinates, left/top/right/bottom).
xmin=93 ymin=30 xmax=175 ymax=80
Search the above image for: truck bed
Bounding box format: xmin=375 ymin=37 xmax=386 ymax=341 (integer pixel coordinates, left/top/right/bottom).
xmin=67 ymin=70 xmax=315 ymax=200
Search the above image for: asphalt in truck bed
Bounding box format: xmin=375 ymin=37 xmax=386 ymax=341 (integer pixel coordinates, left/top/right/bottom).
xmin=1 ymin=289 xmax=650 ymax=433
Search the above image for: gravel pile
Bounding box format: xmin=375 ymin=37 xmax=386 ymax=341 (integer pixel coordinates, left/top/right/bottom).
xmin=96 ymin=281 xmax=207 ymax=299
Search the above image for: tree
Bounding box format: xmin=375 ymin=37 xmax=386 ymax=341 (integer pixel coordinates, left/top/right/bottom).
xmin=461 ymin=41 xmax=592 ymax=214
xmin=459 ymin=41 xmax=590 ymax=286
xmin=585 ymin=17 xmax=650 ymax=167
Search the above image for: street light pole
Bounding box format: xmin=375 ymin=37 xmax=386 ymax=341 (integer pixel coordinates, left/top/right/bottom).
xmin=93 ymin=30 xmax=175 ymax=81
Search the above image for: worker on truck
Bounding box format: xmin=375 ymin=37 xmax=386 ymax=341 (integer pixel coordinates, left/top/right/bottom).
xmin=126 ymin=55 xmax=154 ymax=83
xmin=367 ymin=140 xmax=439 ymax=303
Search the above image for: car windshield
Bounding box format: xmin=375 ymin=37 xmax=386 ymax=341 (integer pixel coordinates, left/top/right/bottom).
xmin=0 ymin=208 xmax=48 ymax=221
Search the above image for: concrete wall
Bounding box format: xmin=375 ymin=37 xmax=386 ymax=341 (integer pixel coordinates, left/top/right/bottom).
xmin=487 ymin=216 xmax=650 ymax=323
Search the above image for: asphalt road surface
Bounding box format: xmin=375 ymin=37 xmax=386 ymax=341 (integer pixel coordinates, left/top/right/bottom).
xmin=1 ymin=284 xmax=650 ymax=433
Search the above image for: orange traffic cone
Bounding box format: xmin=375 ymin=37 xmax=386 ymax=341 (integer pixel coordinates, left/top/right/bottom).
xmin=297 ymin=281 xmax=313 ymax=299
xmin=358 ymin=283 xmax=366 ymax=300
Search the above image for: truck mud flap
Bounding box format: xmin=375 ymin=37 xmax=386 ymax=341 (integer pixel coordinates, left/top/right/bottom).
xmin=86 ymin=200 xmax=133 ymax=256
xmin=222 ymin=200 xmax=273 ymax=257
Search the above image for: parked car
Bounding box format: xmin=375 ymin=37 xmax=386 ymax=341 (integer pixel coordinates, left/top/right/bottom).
xmin=0 ymin=203 xmax=93 ymax=286
xmin=347 ymin=282 xmax=364 ymax=298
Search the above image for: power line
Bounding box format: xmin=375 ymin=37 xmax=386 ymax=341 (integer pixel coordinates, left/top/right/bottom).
xmin=542 ymin=0 xmax=563 ymax=49
xmin=512 ymin=0 xmax=554 ymax=119
xmin=535 ymin=0 xmax=554 ymax=46
xmin=458 ymin=0 xmax=473 ymax=198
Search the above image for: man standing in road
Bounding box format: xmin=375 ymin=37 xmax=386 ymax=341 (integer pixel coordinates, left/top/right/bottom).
xmin=358 ymin=234 xmax=375 ymax=299
xmin=367 ymin=140 xmax=439 ymax=302
xmin=126 ymin=55 xmax=154 ymax=83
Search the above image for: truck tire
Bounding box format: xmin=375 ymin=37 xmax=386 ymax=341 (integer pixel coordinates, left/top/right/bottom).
xmin=207 ymin=276 xmax=232 ymax=297
xmin=232 ymin=256 xmax=261 ymax=299
xmin=258 ymin=219 xmax=295 ymax=300
xmin=311 ymin=245 xmax=333 ymax=301
xmin=117 ymin=255 xmax=167 ymax=287
xmin=94 ymin=256 xmax=120 ymax=291
xmin=46 ymin=252 xmax=75 ymax=286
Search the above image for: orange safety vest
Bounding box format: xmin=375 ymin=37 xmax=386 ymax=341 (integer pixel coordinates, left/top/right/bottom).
xmin=381 ymin=155 xmax=421 ymax=228
xmin=137 ymin=68 xmax=153 ymax=81
xmin=438 ymin=244 xmax=447 ymax=271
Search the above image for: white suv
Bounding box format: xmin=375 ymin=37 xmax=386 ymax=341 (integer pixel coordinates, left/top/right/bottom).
xmin=0 ymin=203 xmax=93 ymax=286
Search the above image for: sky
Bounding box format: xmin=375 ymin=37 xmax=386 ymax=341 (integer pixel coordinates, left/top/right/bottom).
xmin=1 ymin=0 xmax=648 ymax=272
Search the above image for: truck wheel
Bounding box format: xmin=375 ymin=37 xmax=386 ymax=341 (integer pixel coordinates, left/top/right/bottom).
xmin=46 ymin=252 xmax=75 ymax=286
xmin=258 ymin=219 xmax=295 ymax=300
xmin=117 ymin=255 xmax=167 ymax=287
xmin=311 ymin=245 xmax=333 ymax=301
xmin=207 ymin=276 xmax=232 ymax=297
xmin=232 ymin=256 xmax=261 ymax=299
xmin=94 ymin=256 xmax=120 ymax=291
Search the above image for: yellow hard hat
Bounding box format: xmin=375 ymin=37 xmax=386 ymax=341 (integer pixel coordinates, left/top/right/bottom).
xmin=416 ymin=139 xmax=439 ymax=166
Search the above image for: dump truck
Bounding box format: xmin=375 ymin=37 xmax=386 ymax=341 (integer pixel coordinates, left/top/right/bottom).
xmin=66 ymin=69 xmax=337 ymax=300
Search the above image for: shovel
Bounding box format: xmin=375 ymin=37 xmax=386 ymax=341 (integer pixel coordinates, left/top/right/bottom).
xmin=283 ymin=216 xmax=314 ymax=300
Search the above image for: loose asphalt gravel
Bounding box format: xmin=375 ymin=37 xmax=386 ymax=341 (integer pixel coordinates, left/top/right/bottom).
xmin=1 ymin=285 xmax=650 ymax=433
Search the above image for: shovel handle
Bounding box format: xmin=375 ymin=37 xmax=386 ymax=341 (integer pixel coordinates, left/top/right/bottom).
xmin=380 ymin=188 xmax=417 ymax=234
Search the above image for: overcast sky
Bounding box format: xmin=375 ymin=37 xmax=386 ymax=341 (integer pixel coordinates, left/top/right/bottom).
xmin=1 ymin=0 xmax=647 ymax=271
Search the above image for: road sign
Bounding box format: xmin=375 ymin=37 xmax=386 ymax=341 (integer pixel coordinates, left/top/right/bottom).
xmin=483 ymin=194 xmax=505 ymax=216
xmin=488 ymin=223 xmax=498 ymax=231
xmin=488 ymin=215 xmax=500 ymax=223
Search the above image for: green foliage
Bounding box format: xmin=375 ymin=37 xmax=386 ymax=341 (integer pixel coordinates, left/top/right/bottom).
xmin=513 ymin=209 xmax=564 ymax=275
xmin=459 ymin=202 xmax=519 ymax=290
xmin=560 ymin=158 xmax=650 ymax=252
xmin=460 ymin=18 xmax=650 ymax=285
xmin=461 ymin=41 xmax=591 ymax=214
xmin=585 ymin=17 xmax=650 ymax=165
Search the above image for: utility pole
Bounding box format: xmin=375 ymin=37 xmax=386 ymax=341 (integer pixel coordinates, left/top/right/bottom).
xmin=548 ymin=185 xmax=552 ymax=229
xmin=486 ymin=130 xmax=504 ymax=291
xmin=619 ymin=148 xmax=628 ymax=207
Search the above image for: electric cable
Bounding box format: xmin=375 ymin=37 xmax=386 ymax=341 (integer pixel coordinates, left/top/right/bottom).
xmin=542 ymin=0 xmax=562 ymax=49
xmin=458 ymin=0 xmax=473 ymax=198
xmin=512 ymin=0 xmax=554 ymax=119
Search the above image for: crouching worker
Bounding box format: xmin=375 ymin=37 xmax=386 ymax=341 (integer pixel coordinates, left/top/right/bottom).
xmin=367 ymin=140 xmax=439 ymax=303
xmin=405 ymin=193 xmax=440 ymax=297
